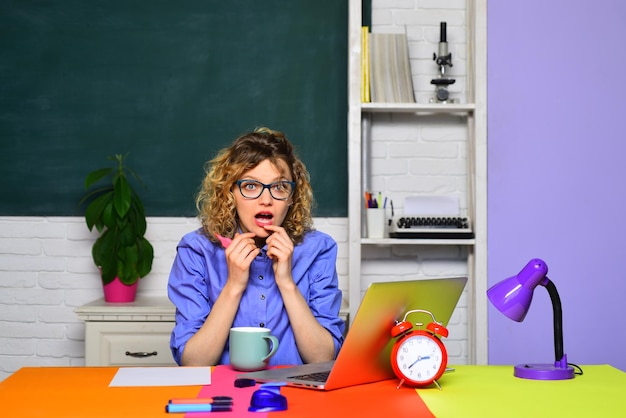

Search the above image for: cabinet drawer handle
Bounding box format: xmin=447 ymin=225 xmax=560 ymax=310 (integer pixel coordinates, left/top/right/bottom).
xmin=125 ymin=350 xmax=158 ymax=358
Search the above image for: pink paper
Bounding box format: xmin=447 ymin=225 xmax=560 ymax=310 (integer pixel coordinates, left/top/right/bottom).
xmin=193 ymin=365 xmax=265 ymax=417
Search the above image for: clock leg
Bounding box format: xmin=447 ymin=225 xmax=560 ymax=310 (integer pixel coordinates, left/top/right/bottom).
xmin=396 ymin=379 xmax=406 ymax=390
xmin=434 ymin=380 xmax=442 ymax=390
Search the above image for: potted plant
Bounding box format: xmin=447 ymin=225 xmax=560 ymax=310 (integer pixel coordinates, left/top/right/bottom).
xmin=80 ymin=153 xmax=154 ymax=302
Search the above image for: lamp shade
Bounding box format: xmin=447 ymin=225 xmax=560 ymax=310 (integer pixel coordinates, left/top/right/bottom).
xmin=487 ymin=258 xmax=548 ymax=322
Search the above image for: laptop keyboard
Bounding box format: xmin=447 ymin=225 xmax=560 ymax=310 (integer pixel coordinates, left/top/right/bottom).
xmin=287 ymin=370 xmax=330 ymax=382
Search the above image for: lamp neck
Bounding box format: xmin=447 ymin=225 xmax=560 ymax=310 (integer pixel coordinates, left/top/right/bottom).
xmin=544 ymin=278 xmax=565 ymax=362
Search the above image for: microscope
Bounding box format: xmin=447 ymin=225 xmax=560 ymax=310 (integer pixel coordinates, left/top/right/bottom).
xmin=430 ymin=22 xmax=457 ymax=103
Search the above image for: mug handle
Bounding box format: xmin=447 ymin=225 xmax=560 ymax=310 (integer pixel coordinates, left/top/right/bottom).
xmin=261 ymin=335 xmax=279 ymax=361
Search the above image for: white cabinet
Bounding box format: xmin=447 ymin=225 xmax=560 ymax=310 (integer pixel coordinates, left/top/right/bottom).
xmin=347 ymin=0 xmax=487 ymax=364
xmin=75 ymin=296 xmax=177 ymax=366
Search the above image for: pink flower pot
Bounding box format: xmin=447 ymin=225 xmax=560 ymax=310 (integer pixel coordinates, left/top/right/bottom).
xmin=102 ymin=277 xmax=138 ymax=303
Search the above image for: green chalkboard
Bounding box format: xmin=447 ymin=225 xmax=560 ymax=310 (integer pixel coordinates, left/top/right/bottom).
xmin=0 ymin=0 xmax=348 ymax=217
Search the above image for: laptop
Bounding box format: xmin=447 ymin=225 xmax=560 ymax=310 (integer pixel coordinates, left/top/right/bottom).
xmin=237 ymin=277 xmax=467 ymax=390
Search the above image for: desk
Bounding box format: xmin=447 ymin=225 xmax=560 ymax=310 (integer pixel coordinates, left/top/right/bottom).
xmin=1 ymin=365 xmax=625 ymax=417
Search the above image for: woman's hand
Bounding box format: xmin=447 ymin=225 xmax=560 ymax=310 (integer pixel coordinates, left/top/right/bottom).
xmin=224 ymin=232 xmax=260 ymax=291
xmin=264 ymin=225 xmax=294 ymax=287
xmin=264 ymin=225 xmax=335 ymax=363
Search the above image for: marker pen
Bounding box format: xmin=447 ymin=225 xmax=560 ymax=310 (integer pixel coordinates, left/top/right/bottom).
xmin=166 ymin=403 xmax=232 ymax=413
xmin=216 ymin=234 xmax=232 ymax=249
xmin=169 ymin=396 xmax=233 ymax=405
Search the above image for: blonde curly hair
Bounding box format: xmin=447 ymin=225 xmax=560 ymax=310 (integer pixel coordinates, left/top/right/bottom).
xmin=196 ymin=127 xmax=314 ymax=244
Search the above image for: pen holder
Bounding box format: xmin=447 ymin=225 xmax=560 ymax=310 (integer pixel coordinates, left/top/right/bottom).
xmin=366 ymin=208 xmax=386 ymax=239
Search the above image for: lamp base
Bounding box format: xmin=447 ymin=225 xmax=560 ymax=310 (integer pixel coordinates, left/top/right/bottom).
xmin=514 ymin=363 xmax=575 ymax=380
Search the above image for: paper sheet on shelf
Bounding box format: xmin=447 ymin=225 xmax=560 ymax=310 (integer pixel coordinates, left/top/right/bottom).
xmin=109 ymin=366 xmax=211 ymax=387
xmin=403 ymin=195 xmax=459 ymax=216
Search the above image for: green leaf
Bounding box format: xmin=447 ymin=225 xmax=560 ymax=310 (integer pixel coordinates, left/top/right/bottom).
xmin=118 ymin=244 xmax=139 ymax=284
xmin=136 ymin=237 xmax=154 ymax=278
xmin=128 ymin=203 xmax=147 ymax=236
xmin=94 ymin=229 xmax=119 ymax=284
xmin=113 ymin=176 xmax=132 ymax=218
xmin=100 ymin=200 xmax=116 ymax=230
xmin=84 ymin=193 xmax=113 ymax=231
xmin=100 ymin=264 xmax=117 ymax=285
xmin=119 ymin=222 xmax=135 ymax=247
xmin=126 ymin=166 xmax=147 ymax=189
xmin=84 ymin=168 xmax=113 ymax=189
xmin=79 ymin=185 xmax=113 ymax=206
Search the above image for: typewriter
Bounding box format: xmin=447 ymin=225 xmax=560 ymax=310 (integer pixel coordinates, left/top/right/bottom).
xmin=389 ymin=216 xmax=474 ymax=239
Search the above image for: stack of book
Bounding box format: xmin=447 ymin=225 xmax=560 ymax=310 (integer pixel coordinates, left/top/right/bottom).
xmin=362 ymin=28 xmax=415 ymax=103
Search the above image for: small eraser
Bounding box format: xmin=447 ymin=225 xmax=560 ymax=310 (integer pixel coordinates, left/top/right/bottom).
xmin=234 ymin=378 xmax=256 ymax=388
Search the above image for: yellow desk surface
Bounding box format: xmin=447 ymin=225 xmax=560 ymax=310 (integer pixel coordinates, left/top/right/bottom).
xmin=1 ymin=365 xmax=625 ymax=417
xmin=422 ymin=365 xmax=626 ymax=417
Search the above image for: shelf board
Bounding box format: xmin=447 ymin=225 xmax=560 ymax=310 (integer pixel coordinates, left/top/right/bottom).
xmin=74 ymin=296 xmax=175 ymax=321
xmin=361 ymin=102 xmax=475 ymax=114
xmin=361 ymin=238 xmax=475 ymax=246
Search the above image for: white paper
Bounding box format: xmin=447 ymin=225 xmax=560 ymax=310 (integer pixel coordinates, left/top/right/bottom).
xmin=403 ymin=195 xmax=459 ymax=216
xmin=109 ymin=366 xmax=212 ymax=387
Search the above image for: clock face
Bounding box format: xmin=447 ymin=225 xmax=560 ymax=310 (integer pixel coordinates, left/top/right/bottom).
xmin=393 ymin=333 xmax=445 ymax=384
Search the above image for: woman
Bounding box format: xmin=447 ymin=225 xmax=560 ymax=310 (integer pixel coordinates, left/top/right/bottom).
xmin=168 ymin=127 xmax=344 ymax=366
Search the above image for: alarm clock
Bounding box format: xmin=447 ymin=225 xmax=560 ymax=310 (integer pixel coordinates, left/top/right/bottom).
xmin=390 ymin=309 xmax=449 ymax=389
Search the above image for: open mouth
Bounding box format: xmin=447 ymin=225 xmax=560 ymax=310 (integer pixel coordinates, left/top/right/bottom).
xmin=255 ymin=212 xmax=273 ymax=226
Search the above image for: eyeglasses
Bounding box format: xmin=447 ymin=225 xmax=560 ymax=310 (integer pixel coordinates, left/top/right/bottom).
xmin=236 ymin=179 xmax=295 ymax=201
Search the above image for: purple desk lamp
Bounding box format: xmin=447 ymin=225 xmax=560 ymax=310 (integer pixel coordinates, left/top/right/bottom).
xmin=487 ymin=258 xmax=575 ymax=380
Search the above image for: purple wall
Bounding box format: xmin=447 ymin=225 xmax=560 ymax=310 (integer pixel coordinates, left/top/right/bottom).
xmin=488 ymin=1 xmax=626 ymax=372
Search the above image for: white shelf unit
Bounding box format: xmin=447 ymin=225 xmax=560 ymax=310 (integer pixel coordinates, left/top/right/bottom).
xmin=347 ymin=0 xmax=488 ymax=364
